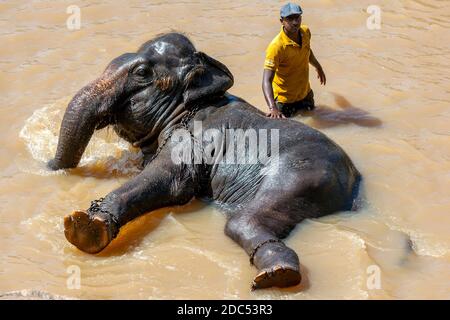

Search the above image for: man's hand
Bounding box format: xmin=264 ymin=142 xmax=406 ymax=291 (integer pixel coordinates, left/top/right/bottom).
xmin=266 ymin=107 xmax=285 ymax=119
xmin=316 ymin=66 xmax=326 ymax=85
xmin=262 ymin=69 xmax=286 ymax=118
xmin=309 ymin=49 xmax=326 ymax=85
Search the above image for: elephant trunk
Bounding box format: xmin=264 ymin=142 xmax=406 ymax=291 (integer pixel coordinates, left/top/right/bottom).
xmin=48 ymin=75 xmax=122 ymax=170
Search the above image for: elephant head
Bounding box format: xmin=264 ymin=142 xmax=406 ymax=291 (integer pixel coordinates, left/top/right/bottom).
xmin=48 ymin=33 xmax=233 ymax=170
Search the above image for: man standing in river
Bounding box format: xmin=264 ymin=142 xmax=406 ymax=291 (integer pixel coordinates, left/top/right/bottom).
xmin=263 ymin=3 xmax=326 ymax=118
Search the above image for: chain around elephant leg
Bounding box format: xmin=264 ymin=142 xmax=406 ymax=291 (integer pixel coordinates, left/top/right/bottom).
xmin=224 ymin=214 xmax=302 ymax=290
xmin=64 ymin=197 xmax=119 ymax=254
xmin=250 ymin=240 xmax=302 ymax=290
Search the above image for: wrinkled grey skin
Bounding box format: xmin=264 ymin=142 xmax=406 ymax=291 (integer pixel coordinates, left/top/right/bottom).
xmin=48 ymin=33 xmax=361 ymax=290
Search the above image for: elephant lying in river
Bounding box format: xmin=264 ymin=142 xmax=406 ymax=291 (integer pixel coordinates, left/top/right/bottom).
xmin=48 ymin=33 xmax=361 ymax=290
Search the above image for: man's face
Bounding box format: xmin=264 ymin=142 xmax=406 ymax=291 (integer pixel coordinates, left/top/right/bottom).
xmin=281 ymin=14 xmax=301 ymax=34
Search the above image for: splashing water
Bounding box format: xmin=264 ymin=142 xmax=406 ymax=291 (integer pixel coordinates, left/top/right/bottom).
xmin=19 ymin=98 xmax=143 ymax=177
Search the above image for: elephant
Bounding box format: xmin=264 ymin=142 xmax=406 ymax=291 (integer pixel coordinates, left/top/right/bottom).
xmin=48 ymin=32 xmax=361 ymax=290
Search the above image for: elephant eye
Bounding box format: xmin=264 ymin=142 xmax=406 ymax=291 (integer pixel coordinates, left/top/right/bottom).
xmin=133 ymin=64 xmax=151 ymax=77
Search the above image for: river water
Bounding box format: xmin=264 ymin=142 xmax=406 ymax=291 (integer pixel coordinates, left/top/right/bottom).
xmin=1 ymin=0 xmax=449 ymax=299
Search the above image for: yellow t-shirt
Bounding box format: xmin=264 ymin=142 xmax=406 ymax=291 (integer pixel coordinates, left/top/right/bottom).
xmin=264 ymin=25 xmax=311 ymax=104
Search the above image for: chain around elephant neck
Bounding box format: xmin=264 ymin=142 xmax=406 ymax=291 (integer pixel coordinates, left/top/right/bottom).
xmin=145 ymin=105 xmax=201 ymax=164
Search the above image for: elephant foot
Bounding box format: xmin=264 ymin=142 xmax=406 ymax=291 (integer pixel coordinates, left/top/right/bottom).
xmin=252 ymin=266 xmax=301 ymax=290
xmin=250 ymin=240 xmax=301 ymax=290
xmin=64 ymin=210 xmax=117 ymax=254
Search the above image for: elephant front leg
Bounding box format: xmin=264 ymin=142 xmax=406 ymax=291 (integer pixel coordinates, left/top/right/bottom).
xmin=63 ymin=205 xmax=118 ymax=254
xmin=64 ymin=155 xmax=195 ymax=254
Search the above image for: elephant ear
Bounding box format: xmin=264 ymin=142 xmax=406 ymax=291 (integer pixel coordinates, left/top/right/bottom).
xmin=182 ymin=51 xmax=234 ymax=106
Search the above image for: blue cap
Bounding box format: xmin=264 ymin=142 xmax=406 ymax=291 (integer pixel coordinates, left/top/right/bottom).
xmin=280 ymin=3 xmax=303 ymax=18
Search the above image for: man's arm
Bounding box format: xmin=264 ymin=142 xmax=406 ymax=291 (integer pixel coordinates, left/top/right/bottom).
xmin=309 ymin=49 xmax=326 ymax=85
xmin=262 ymin=69 xmax=285 ymax=118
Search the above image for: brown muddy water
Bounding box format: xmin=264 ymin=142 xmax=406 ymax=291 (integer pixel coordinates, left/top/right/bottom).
xmin=0 ymin=0 xmax=449 ymax=299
